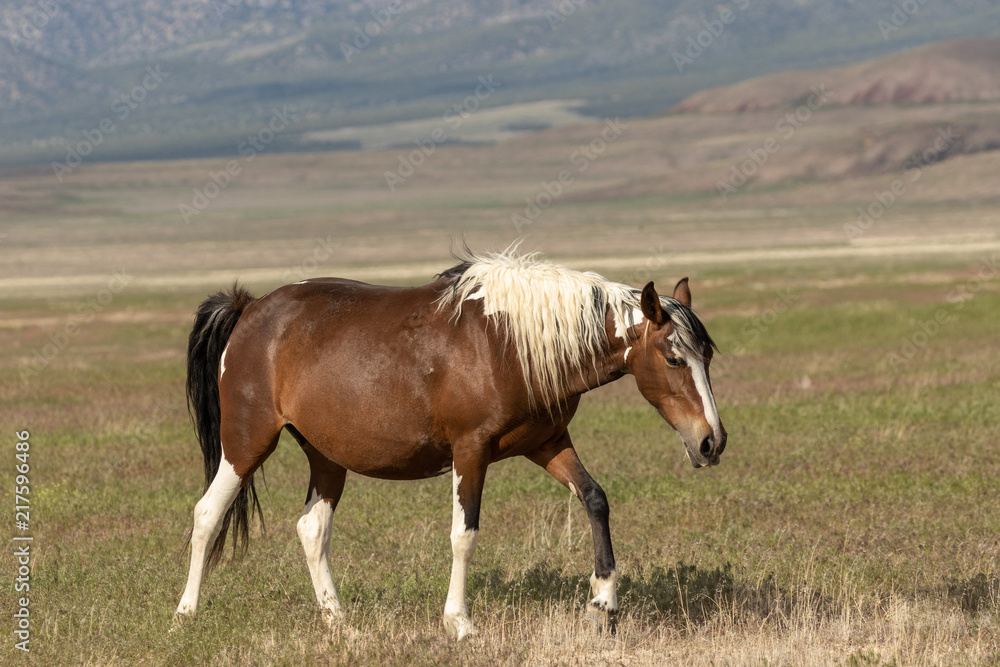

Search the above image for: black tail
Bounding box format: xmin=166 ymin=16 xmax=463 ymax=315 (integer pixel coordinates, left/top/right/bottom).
xmin=186 ymin=282 xmax=260 ymax=568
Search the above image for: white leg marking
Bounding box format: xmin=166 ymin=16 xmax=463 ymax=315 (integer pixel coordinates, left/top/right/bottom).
xmin=589 ymin=568 xmax=619 ymax=613
xmin=443 ymin=471 xmax=479 ymax=640
xmin=297 ymin=488 xmax=343 ymax=626
xmin=219 ymin=344 xmax=229 ymax=380
xmin=175 ymin=457 xmax=243 ymax=620
xmin=688 ymin=359 xmax=722 ymax=440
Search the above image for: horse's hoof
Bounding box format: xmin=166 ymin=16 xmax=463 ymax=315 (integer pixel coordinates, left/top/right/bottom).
xmin=170 ymin=612 xmax=192 ymax=633
xmin=326 ymin=619 xmax=360 ymax=643
xmin=585 ymin=601 xmax=619 ymax=635
xmin=443 ymin=612 xmax=478 ymax=640
xmin=320 ymin=609 xmax=346 ymax=631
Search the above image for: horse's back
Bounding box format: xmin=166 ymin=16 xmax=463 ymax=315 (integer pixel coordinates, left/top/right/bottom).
xmin=219 ymin=276 xmax=486 ymax=478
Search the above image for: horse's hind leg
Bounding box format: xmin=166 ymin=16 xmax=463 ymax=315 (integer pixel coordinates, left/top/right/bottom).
xmin=290 ymin=428 xmax=348 ymax=627
xmin=175 ymin=457 xmax=244 ymax=621
xmin=176 ymin=415 xmax=282 ymax=623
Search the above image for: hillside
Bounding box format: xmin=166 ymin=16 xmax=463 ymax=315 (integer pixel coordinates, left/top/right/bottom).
xmin=4 ymin=1 xmax=1000 ymax=165
xmin=671 ymin=39 xmax=1000 ymax=113
xmin=5 ymin=96 xmax=1000 ymax=243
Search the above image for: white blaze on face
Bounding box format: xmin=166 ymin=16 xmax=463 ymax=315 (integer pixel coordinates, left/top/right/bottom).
xmin=669 ymin=332 xmax=722 ymax=442
xmin=687 ymin=356 xmax=722 ymax=441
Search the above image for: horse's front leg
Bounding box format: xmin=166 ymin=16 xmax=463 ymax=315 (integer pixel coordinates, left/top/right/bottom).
xmin=443 ymin=455 xmax=488 ymax=640
xmin=528 ymin=433 xmax=618 ymax=630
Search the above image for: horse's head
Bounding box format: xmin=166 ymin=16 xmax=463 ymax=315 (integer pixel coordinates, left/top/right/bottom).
xmin=626 ymin=279 xmax=726 ymax=468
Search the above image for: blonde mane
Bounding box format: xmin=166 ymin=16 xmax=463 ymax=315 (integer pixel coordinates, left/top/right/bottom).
xmin=436 ymin=248 xmax=713 ymax=411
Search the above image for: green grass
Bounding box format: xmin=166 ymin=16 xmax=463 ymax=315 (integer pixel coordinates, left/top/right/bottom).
xmin=1 ymin=252 xmax=999 ymax=664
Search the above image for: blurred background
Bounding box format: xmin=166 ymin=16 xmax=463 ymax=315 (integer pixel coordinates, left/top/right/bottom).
xmin=2 ymin=0 xmax=1000 ymax=283
xmin=2 ymin=0 xmax=1000 ymax=163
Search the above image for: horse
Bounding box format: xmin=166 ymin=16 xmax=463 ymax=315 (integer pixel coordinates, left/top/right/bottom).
xmin=174 ymin=248 xmax=726 ymax=639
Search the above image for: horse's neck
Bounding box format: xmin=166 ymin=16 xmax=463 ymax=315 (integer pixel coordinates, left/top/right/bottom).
xmin=556 ymin=311 xmax=632 ymax=399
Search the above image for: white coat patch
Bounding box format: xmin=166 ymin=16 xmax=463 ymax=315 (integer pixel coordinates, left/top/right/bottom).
xmin=219 ymin=344 xmax=229 ymax=379
xmin=444 ymin=471 xmax=479 ymax=639
xmin=589 ymin=568 xmax=619 ymax=612
xmin=176 ymin=456 xmax=243 ymax=619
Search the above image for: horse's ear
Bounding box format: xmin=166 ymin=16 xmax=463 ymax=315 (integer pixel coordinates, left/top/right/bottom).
xmin=640 ymin=282 xmax=667 ymax=325
xmin=673 ymin=277 xmax=692 ymax=308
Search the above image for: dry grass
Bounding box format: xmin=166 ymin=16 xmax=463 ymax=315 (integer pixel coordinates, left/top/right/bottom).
xmin=1 ymin=252 xmax=998 ymax=665
xmin=2 ymin=104 xmax=1000 ymax=664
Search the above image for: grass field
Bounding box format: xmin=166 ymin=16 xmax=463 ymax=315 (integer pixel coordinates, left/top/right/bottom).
xmin=2 ymin=108 xmax=1000 ymax=665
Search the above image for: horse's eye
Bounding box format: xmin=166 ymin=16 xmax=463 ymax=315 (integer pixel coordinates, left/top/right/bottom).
xmin=665 ymin=356 xmax=682 ymax=368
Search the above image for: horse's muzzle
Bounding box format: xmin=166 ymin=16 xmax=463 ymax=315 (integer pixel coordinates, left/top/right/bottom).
xmin=689 ymin=454 xmax=721 ymax=469
xmin=688 ymin=432 xmax=725 ymax=468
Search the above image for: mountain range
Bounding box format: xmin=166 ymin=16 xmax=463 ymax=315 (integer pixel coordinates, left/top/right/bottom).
xmin=3 ymin=0 xmax=1000 ymax=166
xmin=671 ymin=38 xmax=1000 ymax=112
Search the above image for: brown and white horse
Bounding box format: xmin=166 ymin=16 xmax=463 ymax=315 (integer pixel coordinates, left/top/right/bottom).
xmin=174 ymin=249 xmax=726 ymax=639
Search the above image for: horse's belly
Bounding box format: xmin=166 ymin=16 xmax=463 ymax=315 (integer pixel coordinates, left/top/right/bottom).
xmin=307 ymin=427 xmax=454 ymax=481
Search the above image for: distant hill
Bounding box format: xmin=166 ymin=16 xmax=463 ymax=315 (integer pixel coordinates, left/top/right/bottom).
xmin=4 ymin=1 xmax=1000 ymax=165
xmin=671 ymin=39 xmax=1000 ymax=113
